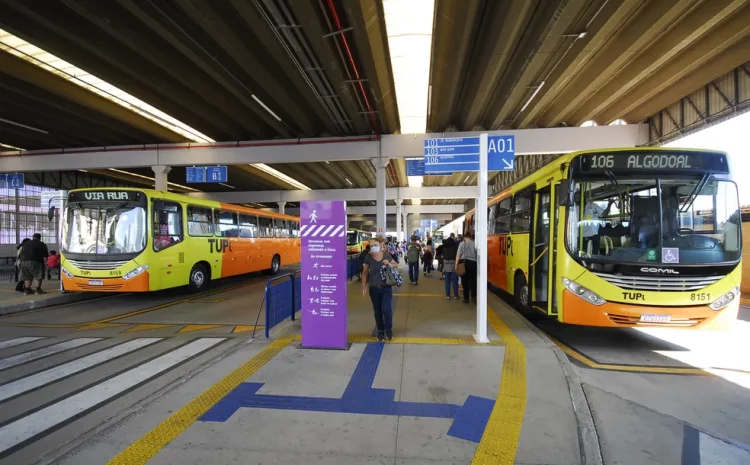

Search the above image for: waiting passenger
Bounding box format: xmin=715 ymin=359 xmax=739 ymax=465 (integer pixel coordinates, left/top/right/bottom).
xmin=361 ymin=238 xmax=399 ymax=342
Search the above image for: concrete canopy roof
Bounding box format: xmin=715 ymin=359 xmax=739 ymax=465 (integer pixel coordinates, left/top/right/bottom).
xmin=1 ymin=0 xmax=747 ymax=194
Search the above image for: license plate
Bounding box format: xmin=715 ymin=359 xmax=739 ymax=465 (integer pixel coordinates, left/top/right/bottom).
xmin=88 ymin=280 xmax=104 ymax=286
xmin=640 ymin=314 xmax=671 ymax=323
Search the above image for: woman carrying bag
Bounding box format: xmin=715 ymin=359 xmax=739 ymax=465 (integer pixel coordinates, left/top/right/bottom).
xmin=456 ymin=232 xmax=477 ymax=304
xmin=361 ymin=237 xmax=401 ymax=341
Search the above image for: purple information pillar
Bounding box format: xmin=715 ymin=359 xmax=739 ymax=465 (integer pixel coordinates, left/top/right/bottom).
xmin=300 ymin=201 xmax=348 ymax=349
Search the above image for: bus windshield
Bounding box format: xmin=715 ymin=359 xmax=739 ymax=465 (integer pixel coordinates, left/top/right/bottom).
xmin=63 ymin=204 xmax=148 ymax=255
xmin=566 ymin=176 xmax=741 ymax=266
xmin=346 ymin=231 xmax=359 ymax=246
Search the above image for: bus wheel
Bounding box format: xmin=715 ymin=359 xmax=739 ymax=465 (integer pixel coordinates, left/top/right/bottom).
xmin=514 ymin=274 xmax=529 ymax=311
xmin=189 ymin=264 xmax=209 ymax=292
xmin=264 ymin=255 xmax=281 ymax=275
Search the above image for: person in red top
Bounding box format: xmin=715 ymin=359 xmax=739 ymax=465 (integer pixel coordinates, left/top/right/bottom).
xmin=47 ymin=250 xmax=60 ymax=280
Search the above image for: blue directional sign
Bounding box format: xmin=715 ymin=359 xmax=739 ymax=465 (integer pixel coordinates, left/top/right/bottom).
xmin=406 ymin=158 xmax=425 ymax=176
xmin=424 ymin=135 xmax=515 ymax=174
xmin=186 ymin=166 xmax=206 ymax=183
xmin=0 ymin=175 xmax=6 ymax=189
xmin=206 ymin=166 xmax=228 ymax=183
xmin=7 ymin=173 xmax=24 ymax=189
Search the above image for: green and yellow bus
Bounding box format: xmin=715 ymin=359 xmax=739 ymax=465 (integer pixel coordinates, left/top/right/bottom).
xmin=465 ymin=147 xmax=741 ymax=329
xmin=346 ymin=229 xmax=373 ymax=254
xmin=59 ymin=188 xmax=301 ymax=292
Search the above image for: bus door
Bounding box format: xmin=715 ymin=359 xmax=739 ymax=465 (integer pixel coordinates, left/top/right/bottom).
xmin=530 ymin=186 xmax=552 ymax=312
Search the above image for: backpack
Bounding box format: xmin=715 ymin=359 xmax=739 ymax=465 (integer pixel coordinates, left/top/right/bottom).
xmin=406 ymin=243 xmax=420 ymax=263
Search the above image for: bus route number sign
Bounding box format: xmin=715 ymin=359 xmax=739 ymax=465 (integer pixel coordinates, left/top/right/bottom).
xmin=579 ymin=152 xmax=728 ymax=173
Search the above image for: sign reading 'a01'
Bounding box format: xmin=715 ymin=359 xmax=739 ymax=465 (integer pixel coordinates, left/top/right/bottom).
xmin=423 ymin=135 xmax=515 ymax=174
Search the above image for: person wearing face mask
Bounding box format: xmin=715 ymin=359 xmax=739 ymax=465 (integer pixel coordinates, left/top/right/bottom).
xmin=361 ymin=237 xmax=399 ymax=341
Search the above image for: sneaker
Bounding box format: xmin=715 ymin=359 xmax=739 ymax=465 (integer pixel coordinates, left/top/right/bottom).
xmin=377 ymin=331 xmax=385 ymax=342
xmin=35 ymin=289 xmax=46 ymax=295
xmin=385 ymin=330 xmax=393 ymax=341
xmin=453 ymin=296 xmax=460 ymax=300
xmin=446 ymin=296 xmax=450 ymax=299
xmin=24 ymin=289 xmax=33 ymax=295
xmin=414 ymin=281 xmax=418 ymax=286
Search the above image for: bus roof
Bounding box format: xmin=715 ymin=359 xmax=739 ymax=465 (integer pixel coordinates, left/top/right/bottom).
xmin=67 ymin=187 xmax=300 ymax=221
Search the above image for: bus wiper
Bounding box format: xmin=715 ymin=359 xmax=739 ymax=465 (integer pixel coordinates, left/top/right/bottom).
xmin=680 ymin=173 xmax=709 ymax=213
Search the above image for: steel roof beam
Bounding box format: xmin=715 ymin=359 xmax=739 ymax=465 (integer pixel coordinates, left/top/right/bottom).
xmin=187 ymin=186 xmax=477 ymax=203
xmin=0 ymin=124 xmax=646 ymax=172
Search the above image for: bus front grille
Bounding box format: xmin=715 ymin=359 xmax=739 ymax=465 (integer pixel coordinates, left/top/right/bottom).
xmin=77 ymin=284 xmax=123 ymax=291
xmin=66 ymin=259 xmax=130 ymax=270
xmin=593 ymin=272 xmax=723 ymax=292
xmin=607 ymin=313 xmax=705 ymax=327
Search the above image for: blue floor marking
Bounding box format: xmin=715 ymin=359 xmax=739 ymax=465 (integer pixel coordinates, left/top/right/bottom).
xmin=200 ymin=343 xmax=495 ymax=443
xmin=682 ymin=424 xmax=701 ymax=465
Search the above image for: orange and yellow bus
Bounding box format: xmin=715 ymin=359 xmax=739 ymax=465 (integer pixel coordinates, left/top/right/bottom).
xmin=465 ymin=147 xmax=741 ymax=329
xmin=59 ymin=188 xmax=300 ymax=292
xmin=347 ymin=229 xmax=373 ymax=254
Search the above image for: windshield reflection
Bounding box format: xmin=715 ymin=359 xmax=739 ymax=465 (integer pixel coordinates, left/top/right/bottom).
xmin=63 ymin=205 xmax=147 ymax=255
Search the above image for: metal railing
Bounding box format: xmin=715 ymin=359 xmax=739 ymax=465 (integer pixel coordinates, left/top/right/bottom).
xmin=1 ymin=257 xmax=17 ymax=282
xmin=259 ymin=271 xmax=302 ymax=338
xmin=346 ymin=254 xmax=363 ymax=281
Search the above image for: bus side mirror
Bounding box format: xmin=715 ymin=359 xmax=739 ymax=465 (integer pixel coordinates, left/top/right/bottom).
xmin=558 ymin=180 xmax=572 ymax=206
xmin=48 ymin=206 xmax=56 ymax=222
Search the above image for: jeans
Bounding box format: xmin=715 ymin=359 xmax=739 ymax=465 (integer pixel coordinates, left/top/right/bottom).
xmin=408 ymin=262 xmax=419 ymax=283
xmin=444 ymin=271 xmax=458 ymax=297
xmin=369 ymin=286 xmax=393 ymax=332
xmin=462 ymin=259 xmax=478 ymax=301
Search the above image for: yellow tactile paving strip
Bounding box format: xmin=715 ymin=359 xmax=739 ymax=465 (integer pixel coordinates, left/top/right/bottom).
xmin=102 ymin=306 xmax=529 ymax=465
xmin=471 ymin=308 xmax=527 ymax=465
xmin=104 ymin=335 xmax=296 ymax=465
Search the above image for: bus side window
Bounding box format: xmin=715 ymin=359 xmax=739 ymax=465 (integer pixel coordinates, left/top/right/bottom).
xmin=153 ymin=200 xmax=183 ymax=251
xmin=187 ymin=206 xmax=214 ymax=237
xmin=291 ymin=221 xmax=300 ymax=238
xmin=488 ymin=205 xmax=496 ymax=235
xmin=274 ymin=218 xmax=289 ymax=238
xmin=239 ymin=214 xmax=258 ymax=238
xmin=511 ymin=190 xmax=533 ymax=233
xmin=496 ymin=197 xmax=511 ymax=234
xmin=258 ymin=216 xmax=273 ymax=238
xmin=216 ymin=210 xmax=239 ymax=237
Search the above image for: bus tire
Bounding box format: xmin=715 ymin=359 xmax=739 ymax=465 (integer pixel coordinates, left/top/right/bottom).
xmin=264 ymin=255 xmax=281 ymax=275
xmin=514 ymin=273 xmax=529 ymax=311
xmin=189 ymin=264 xmax=209 ymax=293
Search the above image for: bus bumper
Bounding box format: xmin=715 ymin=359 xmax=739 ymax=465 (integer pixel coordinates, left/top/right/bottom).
xmin=561 ymin=289 xmax=739 ymax=330
xmin=62 ymin=272 xmax=150 ymax=292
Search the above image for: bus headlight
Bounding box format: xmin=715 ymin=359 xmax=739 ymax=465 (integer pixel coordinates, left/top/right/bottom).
xmin=123 ymin=265 xmax=149 ymax=281
xmin=709 ymin=287 xmax=739 ymax=311
xmin=61 ymin=266 xmax=73 ymax=279
xmin=562 ymin=277 xmax=606 ymax=306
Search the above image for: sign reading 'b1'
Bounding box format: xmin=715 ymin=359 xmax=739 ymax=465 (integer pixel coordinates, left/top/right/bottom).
xmin=300 ymin=201 xmax=348 ymax=349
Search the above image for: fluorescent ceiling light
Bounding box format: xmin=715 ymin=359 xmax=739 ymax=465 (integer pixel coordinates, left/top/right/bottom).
xmin=0 ymin=117 xmax=48 ymax=134
xmin=383 ymin=0 xmax=435 ymax=134
xmin=407 ymin=175 xmax=423 ymax=187
xmin=345 ymin=178 xmax=353 ymax=186
xmin=463 ymin=175 xmax=470 ymax=183
xmin=609 ymin=119 xmax=628 ymax=126
xmin=0 ymin=28 xmax=214 ymax=143
xmin=412 ymin=198 xmax=422 ymax=205
xmin=0 ymin=142 xmax=25 ymax=151
xmin=252 ymin=163 xmax=310 ymax=190
xmin=78 ymin=169 xmax=88 ymax=173
xmin=219 ymin=183 xmax=235 ymax=189
xmin=580 ymin=120 xmax=598 ymax=127
xmin=108 ymin=168 xmax=199 ymax=192
xmin=520 ymin=81 xmax=545 ymax=114
xmin=252 ymin=95 xmax=282 ymax=122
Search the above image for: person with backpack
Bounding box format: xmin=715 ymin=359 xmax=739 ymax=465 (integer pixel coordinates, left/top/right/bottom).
xmin=14 ymin=238 xmax=30 ymax=293
xmin=441 ymin=234 xmax=459 ymax=299
xmin=422 ymin=239 xmax=434 ymax=275
xmin=406 ymin=235 xmax=422 ymax=285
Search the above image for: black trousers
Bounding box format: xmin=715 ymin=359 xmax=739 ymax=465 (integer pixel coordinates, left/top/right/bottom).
xmin=462 ymin=259 xmax=477 ymax=301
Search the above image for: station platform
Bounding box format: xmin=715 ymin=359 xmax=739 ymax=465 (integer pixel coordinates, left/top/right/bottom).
xmin=0 ymin=280 xmax=103 ymax=317
xmin=0 ymin=267 xmax=749 ymax=465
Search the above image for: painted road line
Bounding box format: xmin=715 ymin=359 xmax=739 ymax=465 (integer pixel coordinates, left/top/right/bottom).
xmin=92 ymin=279 xmax=266 ymax=324
xmin=348 ymin=335 xmax=504 ymax=346
xmin=0 ymin=338 xmax=103 ymax=372
xmin=548 ymin=336 xmax=712 ymax=376
xmin=0 ymin=338 xmax=162 ymax=403
xmin=0 ymin=337 xmax=225 ymax=456
xmin=0 ymin=337 xmax=45 ymax=351
xmin=472 ymin=308 xmax=527 ymax=465
xmin=104 ymin=336 xmax=293 ymax=465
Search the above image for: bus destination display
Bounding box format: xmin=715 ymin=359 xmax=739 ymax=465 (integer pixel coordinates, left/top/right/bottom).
xmin=579 ymin=152 xmax=728 ymax=173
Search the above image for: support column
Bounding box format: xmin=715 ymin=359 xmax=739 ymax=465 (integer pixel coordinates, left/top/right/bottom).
xmin=372 ymin=157 xmax=388 ymax=237
xmin=152 ymin=165 xmax=171 ymax=192
xmin=396 ymin=198 xmax=403 ymax=242
xmin=277 ymin=201 xmax=286 ymax=215
xmin=403 ymin=213 xmax=409 ymax=240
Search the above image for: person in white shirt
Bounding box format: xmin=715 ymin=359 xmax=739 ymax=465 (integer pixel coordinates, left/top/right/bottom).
xmin=580 ymin=198 xmax=612 ymax=255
